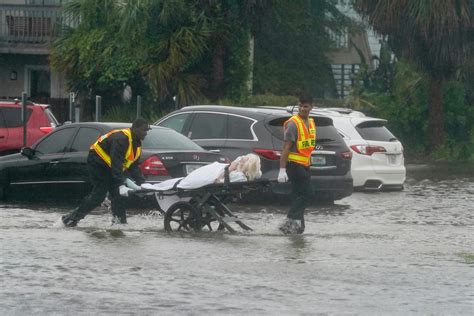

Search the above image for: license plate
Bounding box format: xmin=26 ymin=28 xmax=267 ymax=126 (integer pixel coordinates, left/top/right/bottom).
xmin=311 ymin=155 xmax=326 ymax=166
xmin=185 ymin=164 xmax=202 ymax=175
xmin=388 ymin=155 xmax=398 ymax=164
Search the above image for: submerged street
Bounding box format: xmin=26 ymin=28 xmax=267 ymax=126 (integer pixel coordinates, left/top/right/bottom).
xmin=0 ymin=164 xmax=473 ymax=315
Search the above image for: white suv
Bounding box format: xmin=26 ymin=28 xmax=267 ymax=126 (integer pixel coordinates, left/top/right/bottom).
xmin=310 ymin=108 xmax=405 ymax=191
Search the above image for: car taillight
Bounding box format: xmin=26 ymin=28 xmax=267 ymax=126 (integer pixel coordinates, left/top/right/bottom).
xmin=339 ymin=151 xmax=352 ymax=160
xmin=253 ymin=149 xmax=281 ymax=160
xmin=350 ymin=145 xmax=386 ymax=156
xmin=140 ymin=156 xmax=169 ymax=176
xmin=39 ymin=126 xmax=54 ymax=134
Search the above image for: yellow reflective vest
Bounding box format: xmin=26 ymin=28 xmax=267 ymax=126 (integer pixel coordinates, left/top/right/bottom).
xmin=90 ymin=128 xmax=141 ymax=170
xmin=284 ymin=115 xmax=316 ymax=166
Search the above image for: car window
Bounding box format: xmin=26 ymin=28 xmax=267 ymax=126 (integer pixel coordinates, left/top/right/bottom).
xmin=189 ymin=113 xmax=227 ymax=139
xmin=227 ymin=115 xmax=254 ymax=140
xmin=315 ymin=125 xmax=343 ymax=143
xmin=143 ymin=128 xmax=203 ymax=150
xmin=355 ymin=121 xmax=396 ymax=141
xmin=267 ymin=116 xmax=340 ymax=142
xmin=0 ymin=110 xmax=6 ymax=128
xmin=0 ymin=107 xmax=33 ymax=128
xmin=267 ymin=116 xmax=290 ymax=140
xmin=44 ymin=108 xmax=59 ymax=127
xmin=35 ymin=127 xmax=76 ymax=155
xmin=70 ymin=127 xmax=102 ymax=152
xmin=158 ymin=113 xmax=191 ymax=133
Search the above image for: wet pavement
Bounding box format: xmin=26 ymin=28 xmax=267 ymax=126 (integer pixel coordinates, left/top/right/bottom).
xmin=0 ymin=164 xmax=473 ymax=315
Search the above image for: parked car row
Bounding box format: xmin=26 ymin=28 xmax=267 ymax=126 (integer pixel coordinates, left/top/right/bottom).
xmin=0 ymin=122 xmax=226 ymax=200
xmin=0 ymin=102 xmax=405 ymax=202
xmin=156 ymin=105 xmax=405 ymax=194
xmin=156 ymin=105 xmax=354 ymax=202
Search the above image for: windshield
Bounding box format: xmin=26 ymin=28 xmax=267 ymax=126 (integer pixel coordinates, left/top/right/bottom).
xmin=143 ymin=128 xmax=204 ymax=150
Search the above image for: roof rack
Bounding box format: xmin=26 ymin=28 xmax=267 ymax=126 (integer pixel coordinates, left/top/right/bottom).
xmin=258 ymin=105 xmax=367 ymax=118
xmin=257 ymin=105 xmax=293 ymax=113
xmin=325 ymin=107 xmax=353 ymax=114
xmin=313 ymin=107 xmax=366 ymax=117
xmin=0 ymin=98 xmax=35 ymax=105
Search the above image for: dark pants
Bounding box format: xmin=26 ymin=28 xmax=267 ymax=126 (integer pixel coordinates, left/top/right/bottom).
xmin=286 ymin=161 xmax=314 ymax=222
xmin=65 ymin=156 xmax=126 ymax=223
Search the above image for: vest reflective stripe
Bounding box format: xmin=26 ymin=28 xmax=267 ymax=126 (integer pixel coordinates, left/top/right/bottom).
xmin=90 ymin=128 xmax=141 ymax=170
xmin=288 ymin=152 xmax=310 ymax=164
xmin=284 ymin=115 xmax=316 ymax=166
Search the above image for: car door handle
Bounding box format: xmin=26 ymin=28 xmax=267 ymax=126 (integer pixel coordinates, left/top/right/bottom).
xmin=0 ymin=135 xmax=5 ymax=139
xmin=209 ymin=149 xmax=221 ymax=153
xmin=49 ymin=160 xmax=60 ymax=165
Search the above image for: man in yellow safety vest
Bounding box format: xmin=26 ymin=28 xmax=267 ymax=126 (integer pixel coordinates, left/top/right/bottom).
xmin=62 ymin=118 xmax=150 ymax=227
xmin=278 ymin=95 xmax=316 ymax=234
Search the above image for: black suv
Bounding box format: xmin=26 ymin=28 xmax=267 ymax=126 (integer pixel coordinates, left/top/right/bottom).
xmin=156 ymin=105 xmax=353 ymax=202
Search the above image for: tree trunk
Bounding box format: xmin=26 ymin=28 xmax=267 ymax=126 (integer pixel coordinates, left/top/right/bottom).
xmin=427 ymin=77 xmax=444 ymax=151
xmin=210 ymin=40 xmax=226 ymax=101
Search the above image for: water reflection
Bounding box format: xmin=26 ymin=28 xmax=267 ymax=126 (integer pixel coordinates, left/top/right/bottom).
xmin=308 ymin=204 xmax=350 ymax=217
xmin=407 ymin=162 xmax=474 ymax=181
xmin=280 ymin=235 xmax=312 ymax=263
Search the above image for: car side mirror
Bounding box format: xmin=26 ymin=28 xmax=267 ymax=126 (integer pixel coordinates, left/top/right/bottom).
xmin=20 ymin=147 xmax=36 ymax=159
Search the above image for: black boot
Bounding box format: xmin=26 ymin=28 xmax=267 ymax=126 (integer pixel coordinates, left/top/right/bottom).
xmin=111 ymin=215 xmax=127 ymax=225
xmin=62 ymin=214 xmax=79 ymax=227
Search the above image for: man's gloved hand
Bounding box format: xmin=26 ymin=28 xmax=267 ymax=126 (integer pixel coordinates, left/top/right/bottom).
xmin=277 ymin=168 xmax=288 ymax=183
xmin=125 ymin=178 xmax=141 ymax=190
xmin=119 ymin=185 xmax=133 ymax=197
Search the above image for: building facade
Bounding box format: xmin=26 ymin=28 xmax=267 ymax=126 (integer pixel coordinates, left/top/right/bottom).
xmin=325 ymin=1 xmax=378 ymax=99
xmin=0 ymin=0 xmax=69 ymax=119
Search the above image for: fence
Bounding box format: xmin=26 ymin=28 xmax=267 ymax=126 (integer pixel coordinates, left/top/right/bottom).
xmin=0 ymin=4 xmax=76 ymax=44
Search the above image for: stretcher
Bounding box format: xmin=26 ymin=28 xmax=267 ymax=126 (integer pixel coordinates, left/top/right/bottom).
xmin=132 ymin=167 xmax=270 ymax=233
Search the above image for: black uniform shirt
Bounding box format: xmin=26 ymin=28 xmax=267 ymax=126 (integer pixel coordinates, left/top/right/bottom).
xmin=89 ymin=129 xmax=145 ymax=186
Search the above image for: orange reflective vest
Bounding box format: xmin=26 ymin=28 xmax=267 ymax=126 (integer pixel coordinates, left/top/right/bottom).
xmin=90 ymin=128 xmax=141 ymax=170
xmin=284 ymin=115 xmax=316 ymax=166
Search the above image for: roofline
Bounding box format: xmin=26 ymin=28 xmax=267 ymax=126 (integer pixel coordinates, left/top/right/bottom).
xmin=61 ymin=121 xmax=167 ymax=128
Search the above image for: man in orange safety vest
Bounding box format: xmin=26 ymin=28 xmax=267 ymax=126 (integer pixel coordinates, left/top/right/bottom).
xmin=278 ymin=95 xmax=316 ymax=234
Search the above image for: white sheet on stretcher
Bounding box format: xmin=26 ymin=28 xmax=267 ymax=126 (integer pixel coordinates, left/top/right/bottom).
xmin=139 ymin=161 xmax=252 ymax=212
xmin=140 ymin=161 xmax=238 ymax=191
xmin=139 ymin=162 xmax=228 ymax=212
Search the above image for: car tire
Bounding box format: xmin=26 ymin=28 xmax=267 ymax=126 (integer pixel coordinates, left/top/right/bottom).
xmin=315 ymin=198 xmax=335 ymax=205
xmin=0 ymin=184 xmax=6 ymax=201
xmin=313 ymin=192 xmax=335 ymax=205
xmin=0 ymin=174 xmax=8 ymax=201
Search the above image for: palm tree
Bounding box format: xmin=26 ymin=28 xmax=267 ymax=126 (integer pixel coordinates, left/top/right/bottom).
xmin=353 ymin=0 xmax=472 ymax=150
xmin=122 ymin=0 xmax=211 ymax=106
xmin=51 ymin=0 xmax=130 ymax=118
xmin=52 ymin=0 xmax=211 ymax=110
xmin=195 ymin=0 xmax=276 ymax=101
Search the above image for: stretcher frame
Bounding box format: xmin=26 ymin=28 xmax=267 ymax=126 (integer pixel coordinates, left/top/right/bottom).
xmin=134 ymin=168 xmax=270 ymax=233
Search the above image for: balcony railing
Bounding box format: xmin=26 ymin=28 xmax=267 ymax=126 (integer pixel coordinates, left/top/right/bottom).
xmin=0 ymin=4 xmax=73 ymax=44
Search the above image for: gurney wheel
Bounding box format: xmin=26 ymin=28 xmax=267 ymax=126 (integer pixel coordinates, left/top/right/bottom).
xmin=200 ymin=202 xmax=226 ymax=232
xmin=164 ymin=202 xmax=201 ymax=232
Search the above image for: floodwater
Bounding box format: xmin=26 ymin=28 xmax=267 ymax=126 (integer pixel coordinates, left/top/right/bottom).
xmin=1 ymin=164 xmax=473 ymax=315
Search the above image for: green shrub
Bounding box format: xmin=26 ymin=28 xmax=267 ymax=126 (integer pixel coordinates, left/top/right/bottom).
xmin=350 ymin=60 xmax=473 ymax=161
xmin=103 ymin=104 xmax=168 ymax=124
xmin=244 ymin=94 xmax=298 ymax=107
